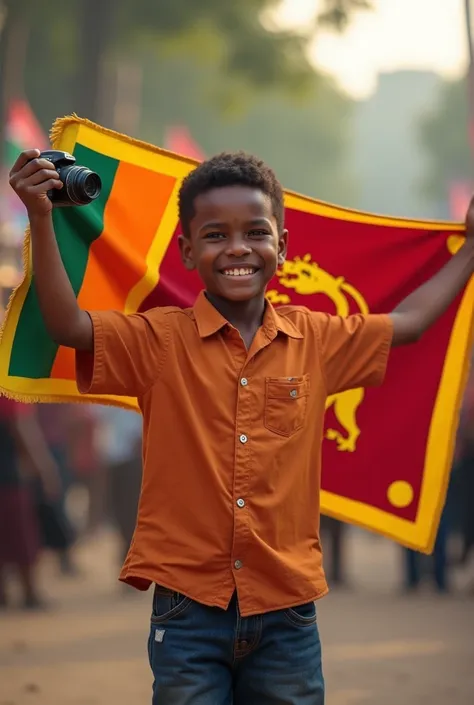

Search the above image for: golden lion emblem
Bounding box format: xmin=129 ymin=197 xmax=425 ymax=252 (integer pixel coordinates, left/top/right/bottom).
xmin=266 ymin=254 xmax=369 ymax=453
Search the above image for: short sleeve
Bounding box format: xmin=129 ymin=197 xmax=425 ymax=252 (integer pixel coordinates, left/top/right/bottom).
xmin=76 ymin=308 xmax=170 ymax=398
xmin=313 ymin=313 xmax=393 ymax=395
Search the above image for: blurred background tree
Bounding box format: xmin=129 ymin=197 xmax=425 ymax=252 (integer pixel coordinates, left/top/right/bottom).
xmin=418 ymin=78 xmax=470 ymax=204
xmin=0 ymin=0 xmax=372 ymax=201
xmin=1 ymin=0 xmax=370 ymax=122
xmin=416 ymin=0 xmax=473 ymax=219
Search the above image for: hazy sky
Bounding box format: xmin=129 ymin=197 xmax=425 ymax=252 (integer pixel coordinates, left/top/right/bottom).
xmin=275 ymin=0 xmax=468 ymax=98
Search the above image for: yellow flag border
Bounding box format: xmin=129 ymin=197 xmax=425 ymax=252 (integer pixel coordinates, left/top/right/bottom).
xmin=1 ymin=115 xmax=472 ymax=553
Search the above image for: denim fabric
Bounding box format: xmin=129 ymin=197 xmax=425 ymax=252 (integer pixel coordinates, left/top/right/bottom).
xmin=147 ymin=587 xmax=324 ymax=704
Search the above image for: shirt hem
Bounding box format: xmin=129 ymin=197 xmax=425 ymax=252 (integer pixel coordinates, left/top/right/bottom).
xmin=119 ymin=570 xmax=329 ymax=616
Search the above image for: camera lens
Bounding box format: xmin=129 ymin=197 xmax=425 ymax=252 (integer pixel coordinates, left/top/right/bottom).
xmin=64 ymin=166 xmax=102 ymax=205
xmin=83 ymin=172 xmax=102 ymax=200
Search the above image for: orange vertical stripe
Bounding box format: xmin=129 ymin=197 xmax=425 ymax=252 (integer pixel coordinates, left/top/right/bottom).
xmin=51 ymin=162 xmax=176 ymax=380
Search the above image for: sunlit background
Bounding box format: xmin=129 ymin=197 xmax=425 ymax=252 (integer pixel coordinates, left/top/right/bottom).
xmin=276 ymin=0 xmax=467 ymax=97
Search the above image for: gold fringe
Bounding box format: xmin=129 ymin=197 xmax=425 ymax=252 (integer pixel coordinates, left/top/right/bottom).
xmin=49 ymin=114 xmax=201 ymax=167
xmin=0 ymin=382 xmax=140 ymax=413
xmin=49 ymin=113 xmax=80 ymax=148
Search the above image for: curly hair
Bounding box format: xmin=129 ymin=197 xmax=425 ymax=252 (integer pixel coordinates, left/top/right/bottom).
xmin=178 ymin=151 xmax=284 ymax=238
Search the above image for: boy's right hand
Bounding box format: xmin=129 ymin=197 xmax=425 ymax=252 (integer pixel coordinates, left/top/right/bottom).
xmin=9 ymin=149 xmax=63 ymax=218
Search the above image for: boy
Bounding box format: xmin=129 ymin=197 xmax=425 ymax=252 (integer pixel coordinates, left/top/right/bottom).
xmin=9 ymin=148 xmax=474 ymax=704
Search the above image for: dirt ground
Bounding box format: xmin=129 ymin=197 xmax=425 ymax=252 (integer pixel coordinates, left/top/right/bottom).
xmin=1 ymin=529 xmax=473 ymax=705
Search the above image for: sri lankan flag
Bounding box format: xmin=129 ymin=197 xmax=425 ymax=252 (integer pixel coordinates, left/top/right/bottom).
xmin=1 ymin=115 xmax=473 ymax=553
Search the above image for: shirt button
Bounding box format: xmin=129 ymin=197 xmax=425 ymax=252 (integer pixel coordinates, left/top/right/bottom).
xmin=290 ymin=389 xmax=297 ymax=398
xmin=239 ymin=434 xmax=248 ymax=444
xmin=234 ymin=560 xmax=243 ymax=570
xmin=236 ymin=498 xmax=245 ymax=508
xmin=240 ymin=377 xmax=248 ymax=387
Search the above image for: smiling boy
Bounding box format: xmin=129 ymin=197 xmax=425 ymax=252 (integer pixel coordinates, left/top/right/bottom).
xmin=9 ymin=149 xmax=474 ymax=704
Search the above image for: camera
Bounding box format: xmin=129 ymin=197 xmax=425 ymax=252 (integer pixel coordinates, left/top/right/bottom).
xmin=39 ymin=150 xmax=102 ymax=207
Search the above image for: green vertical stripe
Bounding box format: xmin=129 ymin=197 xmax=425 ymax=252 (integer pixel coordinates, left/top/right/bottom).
xmin=5 ymin=138 xmax=22 ymax=167
xmin=9 ymin=145 xmax=119 ymax=378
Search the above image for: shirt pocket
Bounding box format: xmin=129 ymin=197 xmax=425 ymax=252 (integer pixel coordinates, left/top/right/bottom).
xmin=264 ymin=374 xmax=310 ymax=437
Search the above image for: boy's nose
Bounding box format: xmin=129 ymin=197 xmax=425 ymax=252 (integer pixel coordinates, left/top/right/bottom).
xmin=225 ymin=236 xmax=252 ymax=257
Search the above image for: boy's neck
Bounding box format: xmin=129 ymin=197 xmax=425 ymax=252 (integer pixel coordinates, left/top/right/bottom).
xmin=205 ymin=291 xmax=266 ymax=344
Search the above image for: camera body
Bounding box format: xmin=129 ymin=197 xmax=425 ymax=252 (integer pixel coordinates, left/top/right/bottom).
xmin=40 ymin=149 xmax=102 ymax=207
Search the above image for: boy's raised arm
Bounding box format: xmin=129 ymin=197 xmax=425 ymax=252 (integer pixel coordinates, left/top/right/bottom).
xmin=9 ymin=149 xmax=93 ymax=351
xmin=389 ymin=200 xmax=474 ymax=347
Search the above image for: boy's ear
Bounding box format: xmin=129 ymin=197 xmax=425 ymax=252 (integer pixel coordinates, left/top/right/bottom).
xmin=178 ymin=234 xmax=196 ymax=270
xmin=277 ymin=229 xmax=289 ymax=266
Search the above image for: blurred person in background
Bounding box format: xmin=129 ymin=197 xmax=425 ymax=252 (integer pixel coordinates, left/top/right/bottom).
xmin=402 ymin=501 xmax=451 ymax=594
xmin=454 ymin=358 xmax=474 ymax=589
xmin=402 ymin=365 xmax=474 ymax=595
xmin=0 ymin=397 xmax=61 ymax=610
xmin=35 ymin=404 xmax=77 ymax=576
xmin=320 ymin=516 xmax=348 ymax=588
xmin=67 ymin=403 xmax=105 ymax=536
xmin=95 ymin=406 xmax=142 ymax=568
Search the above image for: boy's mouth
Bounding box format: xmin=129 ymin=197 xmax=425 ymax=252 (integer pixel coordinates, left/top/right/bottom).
xmin=220 ymin=266 xmax=260 ymax=278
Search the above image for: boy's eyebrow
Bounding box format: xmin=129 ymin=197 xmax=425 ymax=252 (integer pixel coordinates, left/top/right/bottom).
xmin=199 ymin=221 xmax=226 ymax=232
xmin=247 ymin=218 xmax=272 ymax=227
xmin=199 ymin=218 xmax=272 ymax=232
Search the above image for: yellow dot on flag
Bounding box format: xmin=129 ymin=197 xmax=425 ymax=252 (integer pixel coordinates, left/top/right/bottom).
xmin=446 ymin=234 xmax=464 ymax=255
xmin=387 ymin=481 xmax=414 ymax=509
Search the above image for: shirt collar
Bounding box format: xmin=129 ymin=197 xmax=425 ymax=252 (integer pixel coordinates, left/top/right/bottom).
xmin=193 ymin=291 xmax=228 ymax=338
xmin=193 ymin=291 xmax=303 ymax=340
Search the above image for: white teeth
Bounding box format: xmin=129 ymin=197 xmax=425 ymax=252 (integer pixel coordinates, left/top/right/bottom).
xmin=223 ymin=267 xmax=256 ymax=277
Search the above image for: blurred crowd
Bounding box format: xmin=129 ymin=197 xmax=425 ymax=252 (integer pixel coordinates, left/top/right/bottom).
xmin=1 ymin=373 xmax=474 ymax=611
xmin=0 ymin=398 xmax=142 ymax=609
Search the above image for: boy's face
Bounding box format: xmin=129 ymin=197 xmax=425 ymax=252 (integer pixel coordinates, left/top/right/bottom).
xmin=178 ymin=185 xmax=288 ymax=302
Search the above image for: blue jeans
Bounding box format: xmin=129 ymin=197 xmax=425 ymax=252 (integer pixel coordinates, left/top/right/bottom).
xmin=148 ymin=587 xmax=325 ymax=704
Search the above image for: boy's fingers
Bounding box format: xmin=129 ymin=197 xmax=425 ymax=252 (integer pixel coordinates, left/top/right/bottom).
xmin=9 ymin=160 xmax=57 ymax=189
xmin=25 ymin=168 xmax=61 ymax=187
xmin=26 ymin=179 xmax=63 ymax=194
xmin=9 ymin=149 xmax=41 ymax=177
xmin=19 ymin=158 xmax=56 ymax=180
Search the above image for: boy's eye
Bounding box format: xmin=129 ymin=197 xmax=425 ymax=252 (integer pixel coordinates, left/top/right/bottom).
xmin=204 ymin=231 xmax=225 ymax=240
xmin=248 ymin=229 xmax=269 ymax=237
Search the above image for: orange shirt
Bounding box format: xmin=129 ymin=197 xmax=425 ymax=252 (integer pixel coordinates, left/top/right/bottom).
xmin=77 ymin=291 xmax=392 ymax=616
